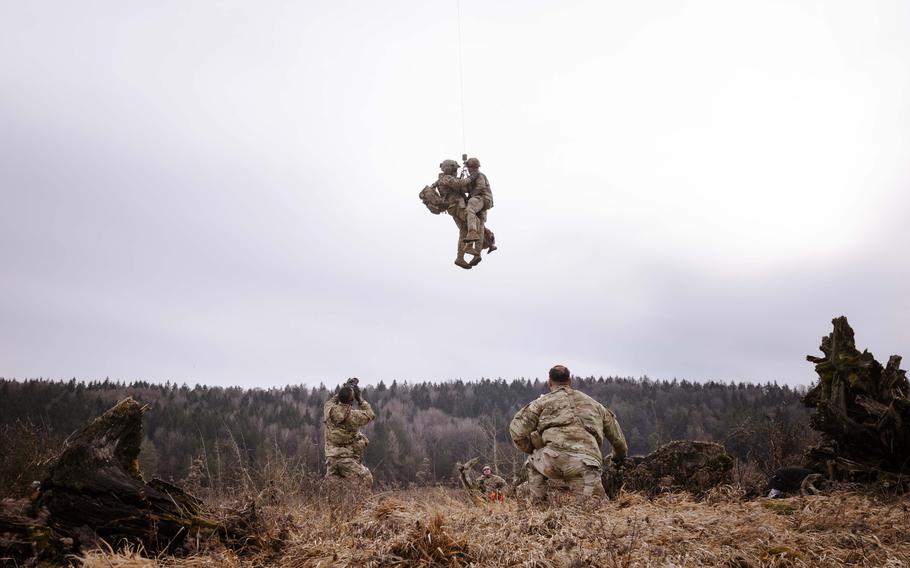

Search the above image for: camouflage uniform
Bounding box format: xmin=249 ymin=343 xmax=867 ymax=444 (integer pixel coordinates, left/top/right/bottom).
xmin=418 ymin=161 xmax=495 ymax=267
xmin=435 ymin=172 xmax=477 ymax=260
xmin=509 ymin=385 xmax=627 ymax=501
xmin=475 ymin=472 xmax=507 ymax=500
xmin=323 ymin=394 xmax=376 ymax=485
xmin=464 ymin=171 xmax=494 ymax=244
xmin=435 ymin=172 xmax=474 ymax=207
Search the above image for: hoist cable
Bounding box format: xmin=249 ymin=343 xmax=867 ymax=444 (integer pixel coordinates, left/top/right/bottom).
xmin=456 ymin=0 xmax=467 ymax=154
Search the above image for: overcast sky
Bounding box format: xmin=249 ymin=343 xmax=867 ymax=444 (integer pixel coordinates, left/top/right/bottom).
xmin=1 ymin=1 xmax=908 ymax=388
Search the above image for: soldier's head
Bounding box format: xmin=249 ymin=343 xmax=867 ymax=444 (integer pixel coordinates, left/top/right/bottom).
xmin=482 ymin=465 xmax=492 ymax=477
xmin=465 ymin=157 xmax=481 ymax=173
xmin=338 ymin=385 xmax=354 ymax=404
xmin=548 ymin=365 xmax=571 ymax=389
xmin=439 ymin=159 xmax=459 ymax=175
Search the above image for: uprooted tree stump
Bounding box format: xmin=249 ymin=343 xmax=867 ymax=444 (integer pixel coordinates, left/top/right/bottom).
xmin=0 ymin=398 xmax=223 ymax=565
xmin=604 ymin=440 xmax=734 ymax=497
xmin=0 ymin=497 xmax=65 ymax=563
xmin=34 ymin=398 xmax=213 ymax=553
xmin=802 ymin=316 xmax=910 ymax=487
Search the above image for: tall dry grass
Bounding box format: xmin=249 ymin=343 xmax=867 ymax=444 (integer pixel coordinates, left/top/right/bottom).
xmin=75 ymin=484 xmax=910 ymax=568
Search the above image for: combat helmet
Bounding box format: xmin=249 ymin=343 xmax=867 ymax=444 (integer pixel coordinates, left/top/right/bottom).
xmin=439 ymin=159 xmax=459 ymax=172
xmin=465 ymin=157 xmax=481 ymax=168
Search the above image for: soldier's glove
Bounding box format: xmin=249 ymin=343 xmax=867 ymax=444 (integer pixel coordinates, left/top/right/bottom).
xmin=610 ymin=456 xmax=626 ymax=469
xmin=353 ymin=385 xmax=363 ymax=404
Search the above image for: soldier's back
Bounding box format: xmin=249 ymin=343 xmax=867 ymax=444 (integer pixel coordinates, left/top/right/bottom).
xmin=532 ymin=387 xmax=600 ymax=425
xmin=533 ymin=387 xmax=607 ymax=461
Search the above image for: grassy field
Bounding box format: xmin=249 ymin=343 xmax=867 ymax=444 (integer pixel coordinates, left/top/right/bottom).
xmin=75 ymin=486 xmax=910 ymax=568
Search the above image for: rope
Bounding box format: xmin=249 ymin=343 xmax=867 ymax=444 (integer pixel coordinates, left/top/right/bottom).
xmin=456 ymin=0 xmax=467 ymax=154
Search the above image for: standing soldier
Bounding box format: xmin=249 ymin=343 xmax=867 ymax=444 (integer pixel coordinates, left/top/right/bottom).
xmin=324 ymin=378 xmax=376 ymax=486
xmin=509 ymin=365 xmax=627 ymax=502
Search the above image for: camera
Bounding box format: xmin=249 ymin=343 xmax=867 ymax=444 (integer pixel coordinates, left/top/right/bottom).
xmin=344 ymin=377 xmax=361 ymax=402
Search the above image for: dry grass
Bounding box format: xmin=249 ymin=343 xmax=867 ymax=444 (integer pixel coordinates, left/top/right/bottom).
xmin=76 ymin=487 xmax=910 ymax=567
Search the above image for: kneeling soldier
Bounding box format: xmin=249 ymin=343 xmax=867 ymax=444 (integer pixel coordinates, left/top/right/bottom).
xmin=510 ymin=365 xmax=627 ymax=502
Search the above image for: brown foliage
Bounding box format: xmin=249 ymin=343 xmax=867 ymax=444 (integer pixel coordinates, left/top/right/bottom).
xmin=387 ymin=511 xmax=474 ymax=567
xmin=0 ymin=419 xmax=61 ymax=498
xmin=69 ymin=486 xmax=910 ymax=568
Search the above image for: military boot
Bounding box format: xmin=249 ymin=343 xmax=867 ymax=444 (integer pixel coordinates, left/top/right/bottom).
xmin=468 ymin=251 xmax=483 ymax=266
xmin=454 ymin=257 xmax=472 ymax=270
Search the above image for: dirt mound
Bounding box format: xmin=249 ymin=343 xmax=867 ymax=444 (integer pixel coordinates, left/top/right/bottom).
xmin=605 ymin=440 xmax=734 ymax=496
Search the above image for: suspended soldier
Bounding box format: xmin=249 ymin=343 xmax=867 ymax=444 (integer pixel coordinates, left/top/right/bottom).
xmin=510 ymin=365 xmax=627 ymax=503
xmin=418 ymin=158 xmax=496 ymax=269
xmin=323 ymin=378 xmax=376 ymax=486
xmin=462 ymin=157 xmax=496 ymax=263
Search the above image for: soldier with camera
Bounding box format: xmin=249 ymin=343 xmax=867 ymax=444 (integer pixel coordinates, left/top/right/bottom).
xmin=323 ymin=377 xmax=376 ymax=486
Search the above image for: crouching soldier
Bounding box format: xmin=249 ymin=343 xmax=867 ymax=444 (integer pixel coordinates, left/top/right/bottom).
xmin=510 ymin=365 xmax=628 ymax=503
xmin=476 ymin=464 xmax=508 ymax=502
xmin=324 ymin=378 xmax=376 ymax=486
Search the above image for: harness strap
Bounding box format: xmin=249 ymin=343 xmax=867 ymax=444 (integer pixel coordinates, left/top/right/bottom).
xmin=562 ymin=389 xmax=602 ymax=444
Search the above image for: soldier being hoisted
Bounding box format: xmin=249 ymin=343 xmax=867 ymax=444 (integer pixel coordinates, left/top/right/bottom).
xmin=419 ymin=157 xmax=497 ymax=269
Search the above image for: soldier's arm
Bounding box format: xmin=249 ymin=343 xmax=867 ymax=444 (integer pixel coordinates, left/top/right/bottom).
xmin=509 ymin=401 xmax=540 ymax=454
xmin=439 ymin=173 xmax=476 ymax=189
xmin=479 ymin=174 xmax=493 ymax=207
xmin=348 ymin=399 xmax=376 ymax=427
xmin=601 ymin=405 xmax=628 ymax=461
xmin=326 ymin=404 xmax=349 ymax=425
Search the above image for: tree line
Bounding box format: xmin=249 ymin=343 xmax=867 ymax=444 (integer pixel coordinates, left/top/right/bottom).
xmin=0 ymin=376 xmax=813 ymax=496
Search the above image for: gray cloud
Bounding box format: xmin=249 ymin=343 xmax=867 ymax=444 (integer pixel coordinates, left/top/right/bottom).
xmin=2 ymin=1 xmax=908 ymax=387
